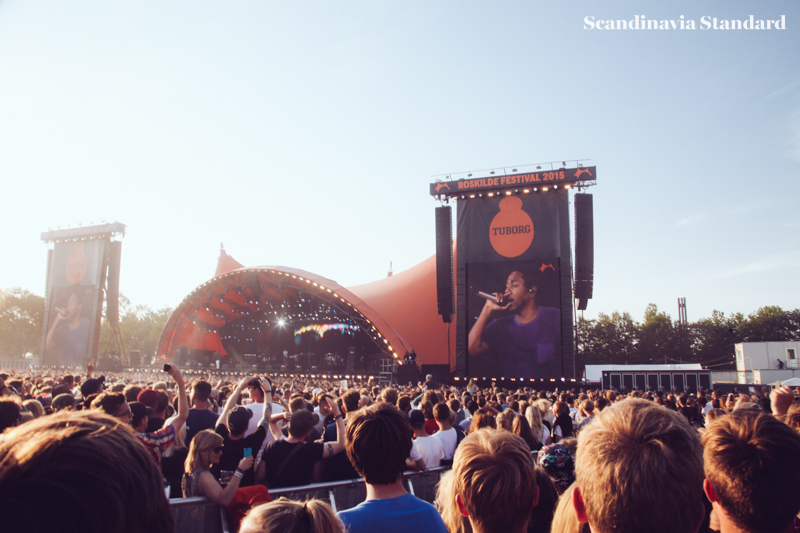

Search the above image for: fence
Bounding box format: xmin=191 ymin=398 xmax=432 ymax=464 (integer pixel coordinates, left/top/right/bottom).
xmin=168 ymin=466 xmax=449 ymax=533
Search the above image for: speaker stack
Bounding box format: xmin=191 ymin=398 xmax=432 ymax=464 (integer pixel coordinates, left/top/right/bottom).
xmin=435 ymin=206 xmax=454 ymax=322
xmin=574 ymin=194 xmax=594 ymax=311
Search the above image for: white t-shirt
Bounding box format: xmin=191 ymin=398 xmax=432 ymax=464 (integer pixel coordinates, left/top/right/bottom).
xmin=244 ymin=402 xmax=284 ymax=461
xmin=408 ymin=439 xmax=423 ymax=462
xmin=433 ymin=427 xmax=458 ymax=460
xmin=414 ymin=435 xmax=445 ymax=468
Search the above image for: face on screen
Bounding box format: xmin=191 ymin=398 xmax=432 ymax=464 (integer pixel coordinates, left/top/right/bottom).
xmin=504 ymin=271 xmax=535 ymax=311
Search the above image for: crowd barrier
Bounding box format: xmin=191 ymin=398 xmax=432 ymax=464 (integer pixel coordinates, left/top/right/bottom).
xmin=168 ymin=466 xmax=448 ymax=533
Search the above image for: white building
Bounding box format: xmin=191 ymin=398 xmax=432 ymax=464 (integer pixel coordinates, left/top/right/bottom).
xmin=734 ymin=342 xmax=800 ymax=384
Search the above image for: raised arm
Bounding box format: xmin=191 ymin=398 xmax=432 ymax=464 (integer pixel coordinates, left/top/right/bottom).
xmin=167 ymin=366 xmax=189 ymax=432
xmin=216 ymin=376 xmax=252 ymax=429
xmin=321 ymin=396 xmax=345 ymax=458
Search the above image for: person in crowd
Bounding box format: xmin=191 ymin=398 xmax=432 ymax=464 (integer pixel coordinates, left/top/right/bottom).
xmin=182 ymin=429 xmax=255 ymax=505
xmin=511 ymin=413 xmax=540 ymax=452
xmin=0 ymin=410 xmax=174 ymax=532
xmin=244 ymin=377 xmax=285 ymax=462
xmin=52 ymin=392 xmax=76 ymax=412
xmin=467 ymin=408 xmax=496 ymax=434
xmin=528 ymin=467 xmax=558 ymax=533
xmin=338 ymin=403 xmax=448 ymax=533
xmin=161 ymin=413 xmax=188 ymax=499
xmin=92 ymin=365 xmax=188 ymax=469
xmin=213 ymin=376 xmax=274 ymax=487
xmin=434 ymin=470 xmax=472 ymax=533
xmin=550 ymin=483 xmax=589 ymax=533
xmin=460 ymin=400 xmax=479 ymax=432
xmin=258 ymin=396 xmax=344 ymax=488
xmin=138 ymin=388 xmax=168 ymax=432
xmin=0 ymin=398 xmax=22 ymax=433
xmin=185 ymin=379 xmax=219 ymax=445
xmin=551 ymin=401 xmax=573 ymax=442
xmin=22 ymin=398 xmax=43 ymax=418
xmin=409 ymin=408 xmax=445 ymax=468
xmin=433 ymin=403 xmax=463 ymax=464
xmin=702 ymin=408 xmax=800 ymax=533
xmin=451 ymin=428 xmax=539 ymax=533
xmin=323 ymin=389 xmax=361 ymax=481
xmin=574 ymin=400 xmax=595 ymax=432
xmin=572 ymin=399 xmax=705 ymax=533
xmin=240 ymin=498 xmax=344 ymax=533
xmin=537 ymin=443 xmax=575 ymax=495
xmin=525 ymin=405 xmax=549 ymax=447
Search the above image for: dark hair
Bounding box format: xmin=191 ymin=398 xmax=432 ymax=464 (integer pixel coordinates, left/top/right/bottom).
xmin=703 ymin=409 xmax=800 ymax=533
xmin=0 ymin=399 xmax=21 ymax=433
xmin=397 ymin=395 xmax=411 ymax=412
xmin=345 ymin=403 xmax=411 ymax=485
xmin=0 ymin=411 xmax=174 ymax=533
xmin=434 ymin=403 xmax=451 ymax=422
xmin=192 ymin=381 xmax=212 ymax=403
xmin=91 ymin=392 xmax=126 ymax=417
xmin=342 ymin=390 xmax=361 ymax=413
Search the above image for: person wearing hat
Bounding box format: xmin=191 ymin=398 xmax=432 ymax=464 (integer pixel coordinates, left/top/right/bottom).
xmin=408 ymin=409 xmax=445 ymax=469
xmin=138 ymin=388 xmax=170 ymax=433
xmin=212 ymin=375 xmax=276 ymax=487
xmin=257 ymin=394 xmax=344 ymax=489
xmin=80 ymin=376 xmax=105 ymax=399
xmin=52 ymin=393 xmax=76 ymax=412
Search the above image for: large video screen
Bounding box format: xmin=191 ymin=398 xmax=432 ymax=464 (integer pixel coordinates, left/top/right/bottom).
xmin=466 ymin=259 xmax=562 ymax=379
xmin=41 ymin=240 xmax=106 ymax=367
xmin=455 ymin=189 xmax=574 ymax=379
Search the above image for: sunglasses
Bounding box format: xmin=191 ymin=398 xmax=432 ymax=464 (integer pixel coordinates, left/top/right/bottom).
xmin=210 ymin=446 xmax=224 ymax=453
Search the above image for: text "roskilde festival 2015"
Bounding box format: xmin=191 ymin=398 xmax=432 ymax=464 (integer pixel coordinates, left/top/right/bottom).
xmin=584 ymin=15 xmax=786 ymax=30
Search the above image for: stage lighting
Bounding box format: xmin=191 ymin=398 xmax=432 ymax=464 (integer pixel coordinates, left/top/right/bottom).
xmin=562 ymin=161 xmax=566 ymax=166
xmin=467 ymin=173 xmax=472 ymax=177
xmin=490 ymin=171 xmax=495 ymax=175
xmin=536 ymin=165 xmax=541 ymax=169
xmin=512 ymin=168 xmax=517 ymax=172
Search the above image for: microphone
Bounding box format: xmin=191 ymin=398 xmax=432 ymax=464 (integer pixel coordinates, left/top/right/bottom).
xmin=477 ymin=291 xmax=498 ymax=303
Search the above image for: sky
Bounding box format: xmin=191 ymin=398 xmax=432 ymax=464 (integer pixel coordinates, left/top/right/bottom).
xmin=1 ymin=0 xmax=799 ymax=325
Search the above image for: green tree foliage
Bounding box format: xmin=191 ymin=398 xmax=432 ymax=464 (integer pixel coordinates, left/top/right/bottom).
xmin=691 ymin=311 xmax=743 ymax=369
xmin=580 ymin=311 xmax=638 ymax=365
xmin=637 ymin=304 xmax=675 ymax=364
xmin=739 ymin=306 xmax=797 ymax=342
xmin=0 ymin=288 xmax=45 ymax=358
xmin=99 ymin=295 xmax=173 ymax=359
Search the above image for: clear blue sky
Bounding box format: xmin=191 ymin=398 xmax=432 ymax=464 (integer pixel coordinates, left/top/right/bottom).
xmin=1 ymin=0 xmax=798 ymax=324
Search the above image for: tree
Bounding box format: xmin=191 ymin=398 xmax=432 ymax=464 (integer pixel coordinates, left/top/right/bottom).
xmin=0 ymin=288 xmax=45 ymax=358
xmin=584 ymin=311 xmax=638 ymax=365
xmin=99 ymin=295 xmax=173 ymax=360
xmin=690 ymin=310 xmax=742 ymax=369
xmin=637 ymin=303 xmax=674 ymax=364
xmin=739 ymin=306 xmax=796 ymax=342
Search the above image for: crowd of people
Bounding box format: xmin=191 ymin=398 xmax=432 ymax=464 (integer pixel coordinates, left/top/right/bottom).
xmin=1 ymin=366 xmax=799 ymax=533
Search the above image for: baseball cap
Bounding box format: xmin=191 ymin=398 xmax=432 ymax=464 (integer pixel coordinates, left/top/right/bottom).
xmin=409 ymin=409 xmax=426 ymax=427
xmin=137 ymin=389 xmax=160 ymax=408
xmin=228 ymin=406 xmax=254 ymax=435
xmin=80 ymin=377 xmax=105 ymax=398
xmin=129 ymin=401 xmax=153 ymax=425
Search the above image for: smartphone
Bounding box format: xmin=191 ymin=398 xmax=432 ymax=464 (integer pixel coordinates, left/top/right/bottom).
xmin=243 ymin=448 xmax=252 ymax=458
xmin=163 ymin=364 xmax=171 ymax=372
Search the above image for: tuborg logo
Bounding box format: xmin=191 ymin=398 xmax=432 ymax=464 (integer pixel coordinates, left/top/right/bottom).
xmin=489 ymin=196 xmax=534 ymax=257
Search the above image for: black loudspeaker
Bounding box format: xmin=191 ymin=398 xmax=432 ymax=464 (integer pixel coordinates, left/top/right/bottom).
xmin=574 ymin=194 xmax=594 ymax=310
xmin=129 ymin=350 xmax=141 ymax=367
xmin=106 ymin=241 xmax=122 ymax=327
xmin=435 ymin=206 xmax=454 ymax=322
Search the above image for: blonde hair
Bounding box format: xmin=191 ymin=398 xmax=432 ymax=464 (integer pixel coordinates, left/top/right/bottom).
xmin=525 ymin=405 xmax=544 ymax=445
xmin=550 ymin=483 xmax=589 ymax=533
xmin=435 ymin=470 xmax=472 ymax=533
xmin=185 ymin=429 xmax=223 ymax=473
xmin=453 ymin=429 xmax=537 ymax=533
xmin=240 ymin=498 xmax=343 ymax=533
xmin=575 ymin=399 xmax=703 ymax=533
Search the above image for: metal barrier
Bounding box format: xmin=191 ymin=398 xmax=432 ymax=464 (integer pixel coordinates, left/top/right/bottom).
xmin=170 ymin=497 xmax=230 ymax=533
xmin=168 ymin=466 xmax=449 ymax=532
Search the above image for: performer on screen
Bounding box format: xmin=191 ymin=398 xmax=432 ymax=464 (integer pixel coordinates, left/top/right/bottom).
xmin=45 ymin=288 xmax=91 ymax=367
xmin=468 ymin=270 xmax=560 ymax=378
